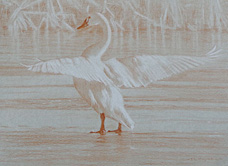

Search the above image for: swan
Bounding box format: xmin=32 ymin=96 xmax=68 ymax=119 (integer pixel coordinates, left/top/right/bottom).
xmin=23 ymin=12 xmax=222 ymax=135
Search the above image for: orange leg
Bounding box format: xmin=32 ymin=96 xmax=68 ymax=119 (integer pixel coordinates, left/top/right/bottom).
xmin=90 ymin=113 xmax=106 ymax=135
xmin=108 ymin=123 xmax=122 ymax=133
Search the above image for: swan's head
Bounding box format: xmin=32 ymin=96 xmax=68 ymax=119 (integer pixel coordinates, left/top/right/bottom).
xmin=77 ymin=13 xmax=104 ymax=30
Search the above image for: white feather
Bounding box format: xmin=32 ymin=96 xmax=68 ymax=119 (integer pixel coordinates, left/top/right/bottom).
xmin=104 ymin=47 xmax=222 ymax=88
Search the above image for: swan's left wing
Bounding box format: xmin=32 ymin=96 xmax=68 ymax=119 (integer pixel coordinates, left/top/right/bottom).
xmin=22 ymin=57 xmax=112 ymax=85
xmin=104 ymin=47 xmax=222 ymax=88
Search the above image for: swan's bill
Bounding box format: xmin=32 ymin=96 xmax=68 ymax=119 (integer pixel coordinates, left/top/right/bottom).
xmin=77 ymin=16 xmax=91 ymax=30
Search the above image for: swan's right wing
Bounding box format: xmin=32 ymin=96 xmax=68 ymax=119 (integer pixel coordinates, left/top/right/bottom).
xmin=104 ymin=46 xmax=222 ymax=88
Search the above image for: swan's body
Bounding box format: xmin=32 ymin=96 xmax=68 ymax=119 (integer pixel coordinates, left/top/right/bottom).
xmin=24 ymin=13 xmax=222 ymax=134
xmin=74 ymin=13 xmax=134 ymax=132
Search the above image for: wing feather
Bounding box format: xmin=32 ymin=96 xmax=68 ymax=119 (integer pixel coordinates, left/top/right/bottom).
xmin=104 ymin=47 xmax=223 ymax=88
xmin=23 ymin=57 xmax=112 ymax=85
xmin=23 ymin=47 xmax=222 ymax=88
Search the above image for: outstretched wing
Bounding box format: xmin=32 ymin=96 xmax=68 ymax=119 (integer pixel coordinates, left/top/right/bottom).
xmin=104 ymin=46 xmax=222 ymax=88
xmin=22 ymin=57 xmax=112 ymax=85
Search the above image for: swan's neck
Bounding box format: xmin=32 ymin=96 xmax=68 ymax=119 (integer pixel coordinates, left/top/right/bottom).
xmin=96 ymin=13 xmax=111 ymax=58
xmin=81 ymin=13 xmax=111 ymax=59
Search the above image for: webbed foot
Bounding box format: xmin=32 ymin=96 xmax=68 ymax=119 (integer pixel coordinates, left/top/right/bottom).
xmin=108 ymin=123 xmax=122 ymax=134
xmin=108 ymin=129 xmax=122 ymax=133
xmin=90 ymin=129 xmax=106 ymax=135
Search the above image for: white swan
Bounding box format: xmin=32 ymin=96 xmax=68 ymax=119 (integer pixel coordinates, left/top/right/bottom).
xmin=23 ymin=12 xmax=222 ymax=135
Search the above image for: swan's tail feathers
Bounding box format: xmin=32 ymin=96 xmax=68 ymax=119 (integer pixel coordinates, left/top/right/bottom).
xmin=115 ymin=108 xmax=135 ymax=130
xmin=206 ymin=45 xmax=223 ymax=58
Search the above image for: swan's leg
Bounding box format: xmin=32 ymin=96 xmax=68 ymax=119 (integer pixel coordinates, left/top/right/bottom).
xmin=108 ymin=123 xmax=122 ymax=133
xmin=90 ymin=113 xmax=106 ymax=135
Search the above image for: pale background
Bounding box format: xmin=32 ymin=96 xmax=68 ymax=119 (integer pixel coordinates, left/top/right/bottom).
xmin=1 ymin=0 xmax=228 ymax=165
